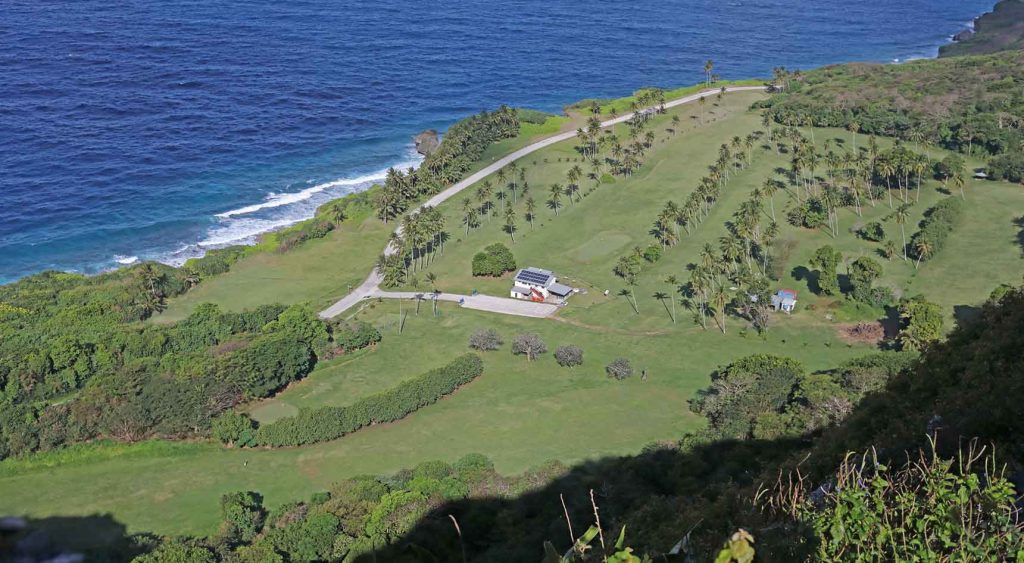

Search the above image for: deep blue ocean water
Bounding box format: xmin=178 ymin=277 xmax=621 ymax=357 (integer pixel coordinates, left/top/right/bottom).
xmin=0 ymin=0 xmax=995 ymax=283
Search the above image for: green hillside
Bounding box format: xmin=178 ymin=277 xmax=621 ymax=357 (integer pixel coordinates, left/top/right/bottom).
xmin=2 ymin=51 xmax=1024 ymax=562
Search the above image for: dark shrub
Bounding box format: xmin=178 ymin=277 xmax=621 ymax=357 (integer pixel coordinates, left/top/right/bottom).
xmin=331 ymin=320 xmax=382 ymax=352
xmin=185 ymin=246 xmax=247 ymax=278
xmin=554 ymin=345 xmax=584 ymax=368
xmin=229 ymin=333 xmax=313 ymax=399
xmin=606 ymin=358 xmax=634 ymax=380
xmin=211 ymin=412 xmax=256 ymax=446
xmin=988 ymin=152 xmax=1024 ymax=183
xmin=857 ymin=221 xmax=886 ymax=242
xmin=468 ymin=328 xmax=503 ymax=351
xmin=471 ymin=243 xmax=517 ymax=277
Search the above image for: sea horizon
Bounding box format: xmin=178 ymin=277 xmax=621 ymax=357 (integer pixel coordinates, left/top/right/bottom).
xmin=0 ymin=0 xmax=996 ymax=284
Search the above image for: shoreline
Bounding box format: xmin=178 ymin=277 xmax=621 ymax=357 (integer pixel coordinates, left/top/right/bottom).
xmin=0 ymin=4 xmax=998 ymax=287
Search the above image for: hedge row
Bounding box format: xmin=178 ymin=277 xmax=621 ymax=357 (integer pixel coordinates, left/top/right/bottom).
xmin=909 ymin=197 xmax=963 ymax=261
xmin=254 ymin=354 xmax=484 ymax=447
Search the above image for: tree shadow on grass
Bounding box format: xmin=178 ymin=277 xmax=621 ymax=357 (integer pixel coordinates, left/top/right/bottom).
xmin=791 ymin=265 xmax=820 ymax=294
xmin=1014 ymin=216 xmax=1024 ymax=257
xmin=953 ymin=304 xmax=982 ymax=326
xmin=1 ymin=514 xmax=141 ymax=562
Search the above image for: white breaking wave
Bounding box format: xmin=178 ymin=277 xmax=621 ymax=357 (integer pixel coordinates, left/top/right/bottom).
xmin=146 ymin=149 xmax=424 ymax=268
xmin=214 ymin=157 xmax=421 ymax=219
xmin=198 ymin=217 xmax=298 ymax=247
xmin=114 ymin=255 xmax=139 ymax=265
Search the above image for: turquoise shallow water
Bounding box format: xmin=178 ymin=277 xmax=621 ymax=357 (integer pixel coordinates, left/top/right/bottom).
xmin=0 ymin=0 xmax=994 ymax=283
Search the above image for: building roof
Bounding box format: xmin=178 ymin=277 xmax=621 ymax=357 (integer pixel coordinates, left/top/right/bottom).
xmin=777 ymin=289 xmax=798 ymax=299
xmin=511 ymin=285 xmax=536 ymax=295
xmin=515 ymin=267 xmax=555 ymax=287
xmin=548 ymin=282 xmax=573 ymax=296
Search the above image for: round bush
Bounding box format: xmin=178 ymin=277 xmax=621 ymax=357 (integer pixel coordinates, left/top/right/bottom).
xmin=606 ymin=358 xmax=633 ymax=380
xmin=511 ymin=333 xmax=547 ymax=361
xmin=468 ymin=328 xmax=503 ymax=351
xmin=554 ymin=345 xmax=584 ymax=368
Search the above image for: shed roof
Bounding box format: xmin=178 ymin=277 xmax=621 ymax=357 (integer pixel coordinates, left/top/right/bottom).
xmin=548 ymin=283 xmax=573 ymax=296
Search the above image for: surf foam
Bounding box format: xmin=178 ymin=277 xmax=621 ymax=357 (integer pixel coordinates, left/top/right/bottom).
xmin=214 ymin=157 xmax=421 ymax=219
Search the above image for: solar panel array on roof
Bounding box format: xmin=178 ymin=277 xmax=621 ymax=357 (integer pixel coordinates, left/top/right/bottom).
xmin=516 ymin=269 xmax=552 ymax=285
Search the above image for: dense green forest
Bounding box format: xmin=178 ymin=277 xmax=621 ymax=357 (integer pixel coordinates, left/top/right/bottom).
xmin=760 ymin=50 xmax=1024 ymax=181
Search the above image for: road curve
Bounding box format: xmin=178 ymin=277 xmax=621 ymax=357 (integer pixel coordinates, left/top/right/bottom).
xmin=320 ymin=85 xmax=767 ymax=319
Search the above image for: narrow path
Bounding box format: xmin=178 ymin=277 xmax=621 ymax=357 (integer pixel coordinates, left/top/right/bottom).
xmin=320 ymin=85 xmax=767 ymax=319
xmin=370 ymin=290 xmax=558 ymax=318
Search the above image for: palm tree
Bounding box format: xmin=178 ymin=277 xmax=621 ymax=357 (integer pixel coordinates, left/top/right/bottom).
xmin=712 ymin=285 xmax=729 ymax=334
xmin=476 ymin=182 xmax=493 ymax=221
xmin=847 ymin=121 xmax=860 ymax=152
xmin=665 ymin=275 xmax=679 ymax=324
xmin=564 ymin=182 xmax=578 ymax=205
xmin=138 ymin=264 xmax=165 ymax=299
xmin=892 ymin=205 xmax=910 ymax=261
xmin=461 ymin=198 xmax=479 ymax=236
xmin=883 ymin=240 xmax=898 ymax=261
xmin=703 ymin=59 xmax=714 ymax=88
xmin=496 ymin=167 xmax=507 ymax=193
xmin=879 ymin=159 xmax=896 ymax=209
xmin=504 ymin=207 xmax=517 ymax=243
xmin=548 ymin=184 xmax=563 ymax=216
xmin=914 ymin=238 xmax=932 ymax=269
xmin=525 ymin=197 xmax=537 ymax=230
xmin=953 ymin=172 xmax=967 ymax=200
xmin=761 ymin=178 xmax=779 ymax=221
xmin=426 ymin=271 xmax=438 ymax=290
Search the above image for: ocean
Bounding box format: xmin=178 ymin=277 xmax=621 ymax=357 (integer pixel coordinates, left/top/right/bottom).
xmin=0 ymin=0 xmax=995 ymax=284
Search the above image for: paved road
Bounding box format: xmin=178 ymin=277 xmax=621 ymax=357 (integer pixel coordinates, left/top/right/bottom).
xmin=370 ymin=291 xmax=558 ymax=318
xmin=319 ymin=85 xmax=767 ymax=319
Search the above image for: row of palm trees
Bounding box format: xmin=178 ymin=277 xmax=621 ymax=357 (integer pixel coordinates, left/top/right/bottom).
xmin=376 ymin=206 xmax=447 ymax=286
xmin=375 ymin=106 xmax=522 ymax=224
xmin=610 ymin=128 xmax=769 ymax=326
xmin=651 ymin=132 xmax=764 ymax=250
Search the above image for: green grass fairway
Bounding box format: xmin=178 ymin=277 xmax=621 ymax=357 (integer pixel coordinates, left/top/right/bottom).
xmin=0 ymin=302 xmax=869 ymax=537
xmin=158 ymin=213 xmax=391 ymax=322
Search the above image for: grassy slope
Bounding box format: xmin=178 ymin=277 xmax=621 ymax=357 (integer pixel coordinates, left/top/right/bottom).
xmin=2 ymin=89 xmax=1022 ymax=537
xmin=158 ymin=211 xmax=390 ymax=322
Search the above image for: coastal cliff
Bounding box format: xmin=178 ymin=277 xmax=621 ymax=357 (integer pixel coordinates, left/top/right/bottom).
xmin=940 ymin=0 xmax=1024 ymax=57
